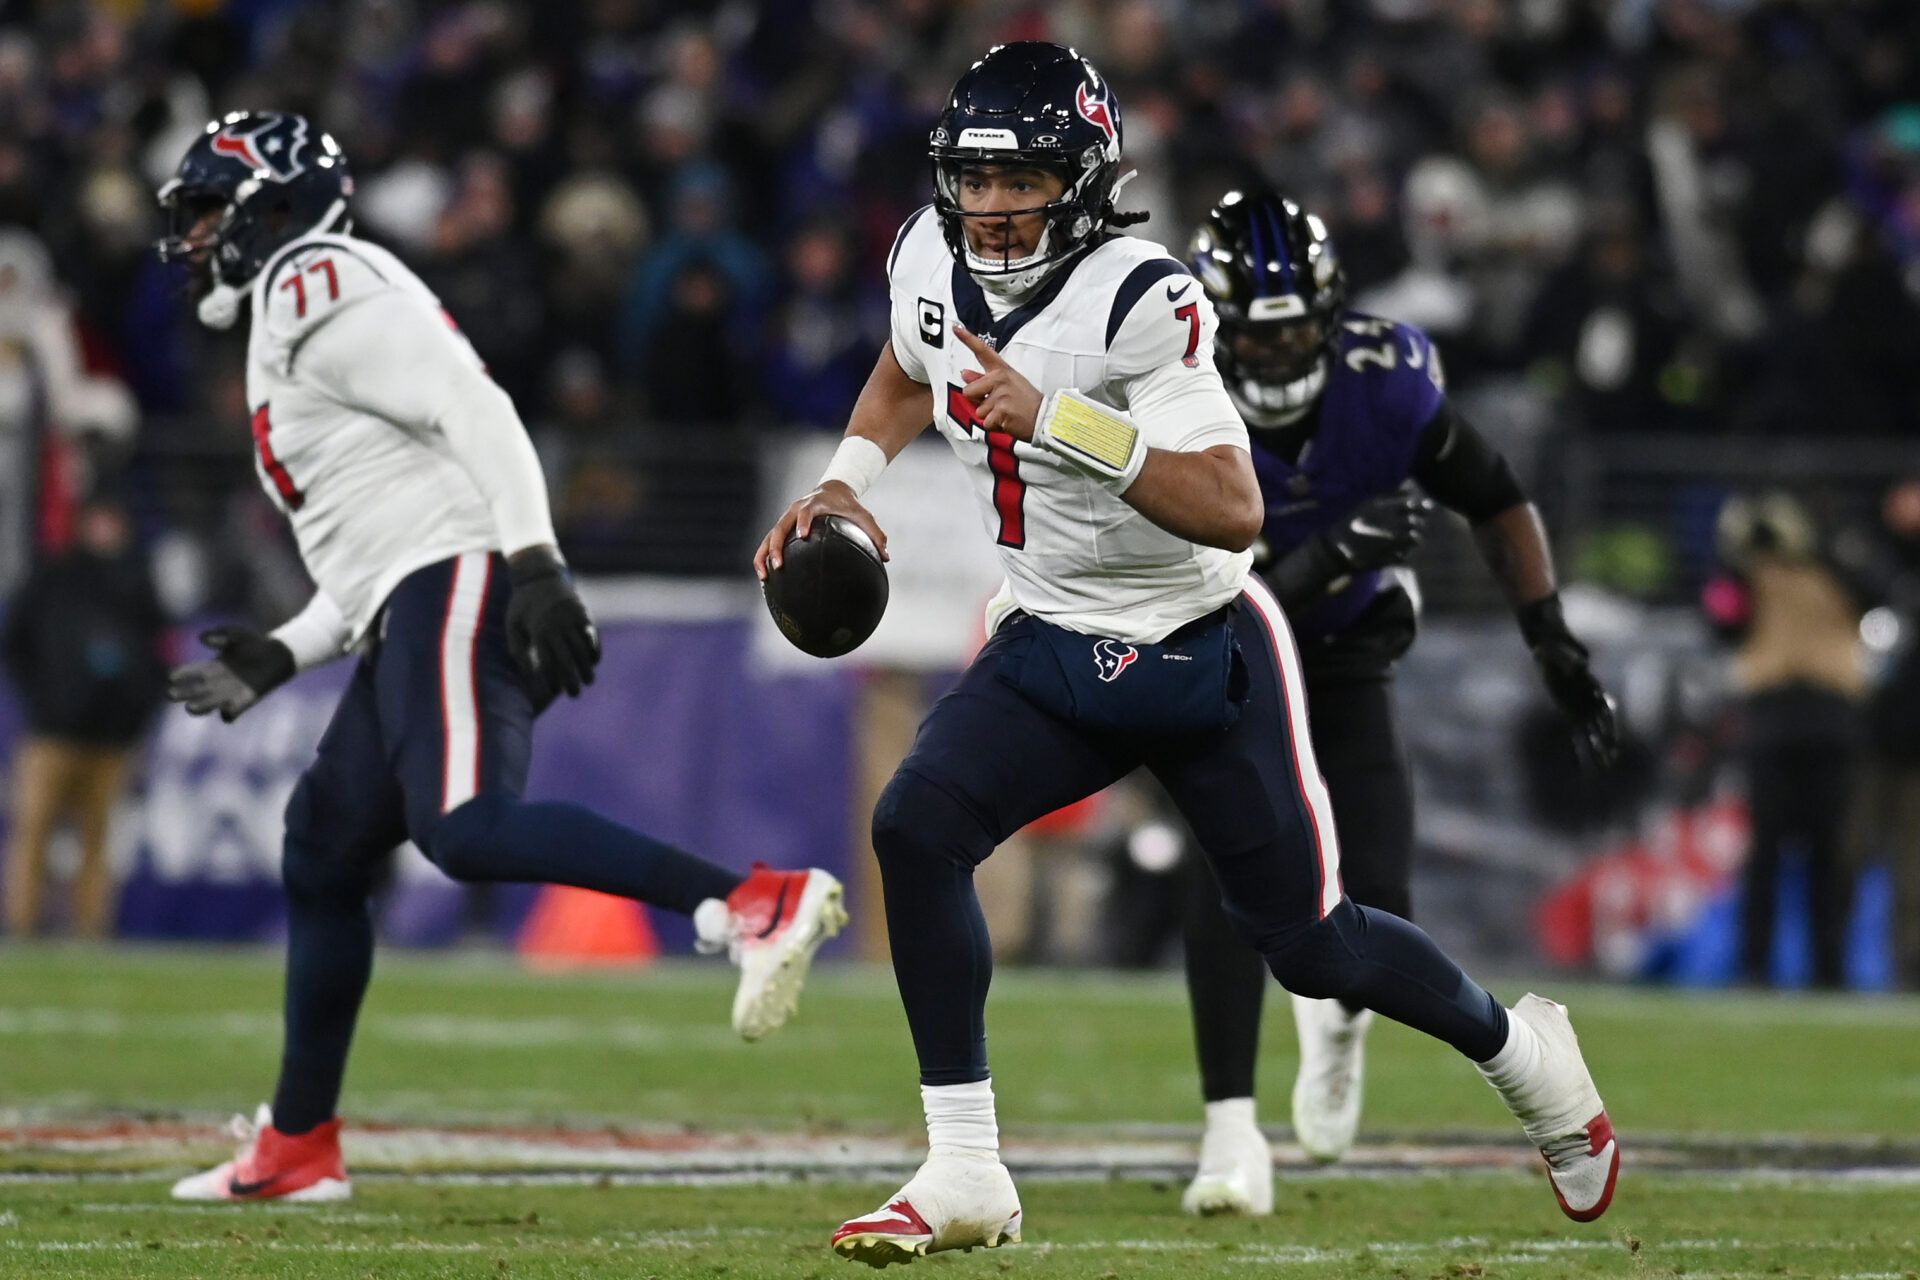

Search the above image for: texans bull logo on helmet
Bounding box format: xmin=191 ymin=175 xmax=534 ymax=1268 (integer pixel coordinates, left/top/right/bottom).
xmin=1074 ymin=81 xmax=1119 ymax=154
xmin=209 ymin=113 xmax=312 ymax=182
xmin=1093 ymin=639 xmax=1139 ymax=683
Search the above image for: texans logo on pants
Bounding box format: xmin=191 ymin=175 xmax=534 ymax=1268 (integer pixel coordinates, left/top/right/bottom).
xmin=1093 ymin=639 xmax=1139 ymax=683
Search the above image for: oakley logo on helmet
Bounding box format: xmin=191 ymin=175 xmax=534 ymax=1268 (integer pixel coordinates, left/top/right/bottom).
xmin=1075 ymin=83 xmax=1118 ymax=152
xmin=211 ymin=114 xmax=310 ymax=183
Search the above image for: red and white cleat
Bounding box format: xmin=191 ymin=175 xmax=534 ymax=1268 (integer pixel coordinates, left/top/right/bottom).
xmin=710 ymin=865 xmax=847 ymax=1041
xmin=1504 ymin=995 xmax=1621 ymax=1222
xmin=171 ymin=1105 xmax=350 ymax=1203
xmin=832 ymin=1156 xmax=1022 ymax=1268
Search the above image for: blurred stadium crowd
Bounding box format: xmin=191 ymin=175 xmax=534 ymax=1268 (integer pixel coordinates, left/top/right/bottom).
xmin=3 ymin=1 xmax=1919 ymax=566
xmin=4 ymin=1 xmax=1920 ymax=981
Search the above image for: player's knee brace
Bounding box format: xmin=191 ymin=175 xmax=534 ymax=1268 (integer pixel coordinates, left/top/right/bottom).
xmin=871 ymin=768 xmax=996 ymax=876
xmin=1260 ymin=899 xmax=1366 ymax=1003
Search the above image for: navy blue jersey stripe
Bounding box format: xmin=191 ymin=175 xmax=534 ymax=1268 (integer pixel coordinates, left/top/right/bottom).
xmin=1105 ymin=258 xmax=1192 ymax=349
xmin=887 ymin=204 xmax=933 ymax=279
xmin=949 ymin=242 xmax=1101 ymax=351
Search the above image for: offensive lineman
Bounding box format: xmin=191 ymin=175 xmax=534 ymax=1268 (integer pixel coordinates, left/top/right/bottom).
xmin=157 ymin=112 xmax=846 ymax=1202
xmin=754 ymin=44 xmax=1620 ymax=1266
xmin=1178 ymin=190 xmax=1621 ymax=1216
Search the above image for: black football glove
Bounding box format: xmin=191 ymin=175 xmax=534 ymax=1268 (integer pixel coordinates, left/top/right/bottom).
xmin=506 ymin=547 xmax=600 ymax=701
xmin=168 ymin=626 xmax=295 ymax=723
xmin=1519 ymin=594 xmax=1620 ymax=770
xmin=1322 ymin=490 xmax=1433 ymax=576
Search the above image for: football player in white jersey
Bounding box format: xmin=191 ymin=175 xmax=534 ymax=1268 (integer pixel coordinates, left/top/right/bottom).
xmin=155 ymin=112 xmax=846 ymax=1204
xmin=755 ymin=45 xmax=1619 ymax=1266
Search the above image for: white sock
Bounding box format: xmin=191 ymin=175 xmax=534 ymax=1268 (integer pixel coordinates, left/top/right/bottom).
xmin=923 ymin=1080 xmax=999 ymax=1160
xmin=1203 ymin=1097 xmax=1258 ymax=1134
xmin=692 ymin=898 xmax=732 ymax=954
xmin=1475 ymin=1004 xmax=1544 ymax=1094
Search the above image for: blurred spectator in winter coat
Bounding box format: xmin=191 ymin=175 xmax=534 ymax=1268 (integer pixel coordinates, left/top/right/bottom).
xmin=2 ymin=495 xmax=165 ymax=938
xmin=1843 ymin=479 xmax=1920 ymax=990
xmin=1712 ymin=491 xmax=1866 ymax=988
xmin=0 ymin=229 xmax=137 ymax=595
xmin=762 ymin=222 xmax=883 ymax=429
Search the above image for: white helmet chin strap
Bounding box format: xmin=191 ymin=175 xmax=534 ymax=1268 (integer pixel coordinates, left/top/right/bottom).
xmin=197 ymin=282 xmax=244 ymax=330
xmin=1230 ymin=358 xmax=1329 ymax=428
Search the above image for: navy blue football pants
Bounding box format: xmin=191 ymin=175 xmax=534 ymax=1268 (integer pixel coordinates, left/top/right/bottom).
xmin=871 ymin=579 xmax=1506 ymax=1086
xmin=1182 ymin=665 xmax=1418 ymax=1101
xmin=272 ymin=553 xmax=742 ymax=1133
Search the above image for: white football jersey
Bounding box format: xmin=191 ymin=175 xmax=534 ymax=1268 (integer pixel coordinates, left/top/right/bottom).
xmin=886 ymin=208 xmax=1253 ymax=644
xmin=243 ymin=232 xmax=554 ymax=643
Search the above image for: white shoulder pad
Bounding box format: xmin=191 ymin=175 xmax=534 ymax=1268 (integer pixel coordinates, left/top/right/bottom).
xmin=254 ymin=234 xmax=398 ymax=351
xmin=1102 ymin=249 xmax=1213 ymax=379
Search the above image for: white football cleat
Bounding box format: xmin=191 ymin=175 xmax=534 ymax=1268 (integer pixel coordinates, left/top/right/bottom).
xmin=1182 ymin=1114 xmax=1273 ymax=1216
xmin=171 ymin=1104 xmax=351 ymax=1203
xmin=832 ymin=1155 xmax=1022 ymax=1267
xmin=1290 ymin=995 xmax=1374 ymax=1164
xmin=1491 ymin=994 xmax=1621 ymax=1222
xmin=706 ymin=864 xmax=848 ymax=1041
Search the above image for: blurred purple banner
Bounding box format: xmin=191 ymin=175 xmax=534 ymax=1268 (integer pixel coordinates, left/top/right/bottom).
xmin=0 ymin=618 xmax=858 ymax=953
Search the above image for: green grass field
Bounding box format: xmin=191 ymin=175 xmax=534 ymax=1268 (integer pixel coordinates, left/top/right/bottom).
xmin=3 ymin=944 xmax=1918 ymax=1278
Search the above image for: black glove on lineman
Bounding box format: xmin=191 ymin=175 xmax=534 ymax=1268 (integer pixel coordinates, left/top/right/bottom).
xmin=1322 ymin=490 xmax=1433 ymax=576
xmin=1262 ymin=489 xmax=1434 ymax=609
xmin=506 ymin=547 xmax=600 ymax=701
xmin=1519 ymin=594 xmax=1621 ymax=770
xmin=167 ymin=627 xmax=296 ymax=723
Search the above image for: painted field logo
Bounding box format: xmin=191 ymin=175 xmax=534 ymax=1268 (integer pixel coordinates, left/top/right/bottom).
xmin=1093 ymin=639 xmax=1139 ymax=683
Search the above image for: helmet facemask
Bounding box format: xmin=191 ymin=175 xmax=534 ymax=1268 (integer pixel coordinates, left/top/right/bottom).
xmin=932 ymin=149 xmax=1113 ymax=292
xmin=1220 ymin=317 xmax=1334 ymax=426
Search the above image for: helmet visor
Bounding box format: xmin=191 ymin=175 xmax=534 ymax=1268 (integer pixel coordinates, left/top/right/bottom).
xmin=1228 ymin=318 xmax=1330 ymax=385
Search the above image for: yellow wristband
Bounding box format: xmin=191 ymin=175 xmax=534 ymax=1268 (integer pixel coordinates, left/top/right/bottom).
xmin=1033 ymin=389 xmax=1147 ymax=491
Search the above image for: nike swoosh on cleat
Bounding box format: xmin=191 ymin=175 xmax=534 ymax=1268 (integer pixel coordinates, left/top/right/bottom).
xmin=754 ymin=880 xmax=792 ymax=940
xmin=227 ymin=1175 xmax=283 ymax=1197
xmin=1166 ymin=282 xmax=1192 ymax=301
xmin=860 ymin=1208 xmax=919 ymax=1228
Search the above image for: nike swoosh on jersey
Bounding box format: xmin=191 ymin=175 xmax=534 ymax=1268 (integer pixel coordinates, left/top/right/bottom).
xmin=1166 ymin=282 xmax=1192 ymax=302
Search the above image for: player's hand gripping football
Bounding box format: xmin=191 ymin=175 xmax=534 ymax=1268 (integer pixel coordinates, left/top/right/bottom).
xmin=954 ymin=325 xmax=1042 ymax=441
xmin=754 ymin=483 xmax=889 ymax=580
xmin=168 ymin=627 xmax=296 ymax=723
xmin=1323 ymin=490 xmax=1432 ymax=575
xmin=506 ymin=546 xmax=600 ymax=701
xmin=1519 ymin=595 xmax=1621 ymax=770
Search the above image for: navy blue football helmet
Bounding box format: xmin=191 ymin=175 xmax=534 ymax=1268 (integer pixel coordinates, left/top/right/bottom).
xmin=155 ymin=112 xmax=352 ymax=288
xmin=929 ymin=42 xmax=1133 ymax=277
xmin=1190 ymin=190 xmax=1348 ymax=425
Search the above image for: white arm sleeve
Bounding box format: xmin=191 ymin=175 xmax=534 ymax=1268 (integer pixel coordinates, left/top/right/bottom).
xmin=1105 ymin=282 xmax=1249 ymax=454
xmin=270 ymin=589 xmax=352 ymax=671
xmin=297 ymin=290 xmax=559 ymax=557
xmin=1122 ymin=360 xmax=1249 ymax=455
